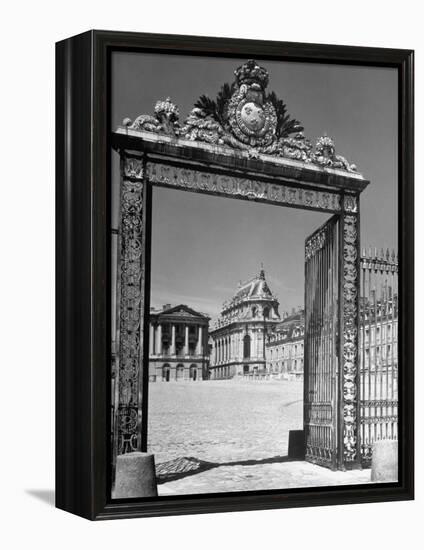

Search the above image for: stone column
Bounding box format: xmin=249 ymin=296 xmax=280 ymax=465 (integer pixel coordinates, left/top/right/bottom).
xmin=196 ymin=326 xmax=203 ymax=356
xmin=156 ymin=323 xmax=162 ymax=355
xmin=184 ymin=325 xmax=189 ymax=356
xmin=170 ymin=324 xmax=176 ymax=355
xmin=149 ymin=323 xmax=154 ymax=355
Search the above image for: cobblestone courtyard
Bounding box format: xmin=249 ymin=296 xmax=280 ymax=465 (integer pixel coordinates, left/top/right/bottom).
xmin=147 ymin=380 xmax=371 ymax=495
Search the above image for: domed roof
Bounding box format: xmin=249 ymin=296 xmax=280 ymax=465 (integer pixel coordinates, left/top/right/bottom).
xmin=233 ymin=269 xmax=274 ymax=301
xmin=212 ymin=268 xmax=281 ymax=330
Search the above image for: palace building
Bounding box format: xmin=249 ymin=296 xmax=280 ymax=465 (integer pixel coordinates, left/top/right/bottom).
xmin=149 ymin=304 xmax=210 ymax=382
xmin=209 ymin=269 xmax=281 ymax=379
xmin=266 ymin=308 xmax=305 ymax=379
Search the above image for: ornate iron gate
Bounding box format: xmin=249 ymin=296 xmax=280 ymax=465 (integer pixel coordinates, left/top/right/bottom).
xmin=111 ymin=59 xmax=368 ymax=479
xmin=359 ymin=249 xmax=398 ymax=466
xmin=304 ymin=216 xmax=339 ymax=469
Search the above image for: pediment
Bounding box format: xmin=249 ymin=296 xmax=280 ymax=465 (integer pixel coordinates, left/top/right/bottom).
xmin=160 ymin=304 xmax=209 ymax=320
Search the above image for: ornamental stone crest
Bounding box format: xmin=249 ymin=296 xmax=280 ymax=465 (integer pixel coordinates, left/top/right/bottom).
xmin=226 ymin=60 xmax=277 ymax=147
xmin=123 ymin=59 xmax=359 ymax=173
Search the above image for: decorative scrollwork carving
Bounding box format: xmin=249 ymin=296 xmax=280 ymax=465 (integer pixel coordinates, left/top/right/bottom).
xmin=116 ymin=155 xmax=146 ymax=452
xmin=342 ymin=214 xmax=359 ymax=462
xmin=121 ymin=60 xmax=360 ymax=173
xmin=343 ymin=194 xmax=358 ymax=213
xmin=127 ymin=97 xmax=180 ymax=136
xmin=117 ymin=406 xmax=138 ymax=454
xmin=314 ymin=135 xmax=358 ymax=173
xmin=305 ymin=229 xmax=326 ymax=260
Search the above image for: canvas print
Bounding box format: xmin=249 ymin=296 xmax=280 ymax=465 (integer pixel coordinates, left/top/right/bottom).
xmin=110 ymin=53 xmax=398 ymax=499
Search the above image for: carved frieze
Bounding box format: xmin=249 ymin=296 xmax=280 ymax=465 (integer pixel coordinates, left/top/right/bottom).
xmin=145 ymin=162 xmax=343 ymax=213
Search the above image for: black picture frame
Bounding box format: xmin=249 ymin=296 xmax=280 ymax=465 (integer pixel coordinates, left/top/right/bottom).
xmin=56 ymin=30 xmax=414 ymax=520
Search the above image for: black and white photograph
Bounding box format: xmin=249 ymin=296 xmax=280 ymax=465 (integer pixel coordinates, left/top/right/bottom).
xmin=110 ymin=52 xmax=400 ymax=498
xmin=2 ymin=0 xmax=421 ymax=542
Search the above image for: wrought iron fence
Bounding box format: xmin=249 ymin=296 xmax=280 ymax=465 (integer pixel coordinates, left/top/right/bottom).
xmin=359 ymin=248 xmax=398 ymax=466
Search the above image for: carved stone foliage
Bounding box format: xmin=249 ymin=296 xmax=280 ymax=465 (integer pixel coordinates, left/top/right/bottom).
xmin=145 ymin=162 xmax=343 ymax=213
xmin=127 ymin=97 xmax=180 ymax=137
xmin=342 ymin=214 xmax=359 ymax=463
xmin=314 ymin=135 xmax=358 ymax=172
xmin=122 ymin=60 xmax=359 ymax=173
xmin=116 ymin=156 xmax=145 ymax=453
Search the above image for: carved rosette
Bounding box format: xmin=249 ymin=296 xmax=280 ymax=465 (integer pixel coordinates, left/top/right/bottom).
xmin=342 ymin=214 xmax=359 ymax=463
xmin=116 ymin=155 xmax=145 ymax=453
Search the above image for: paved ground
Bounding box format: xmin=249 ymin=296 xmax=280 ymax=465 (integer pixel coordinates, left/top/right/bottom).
xmin=147 ymin=379 xmax=371 ymax=495
xmin=157 ymin=460 xmax=371 ymax=496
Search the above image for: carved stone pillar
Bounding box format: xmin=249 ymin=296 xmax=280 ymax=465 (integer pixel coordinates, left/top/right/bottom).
xmin=339 ymin=210 xmax=361 ymax=468
xmin=114 ymin=153 xmax=147 ymax=457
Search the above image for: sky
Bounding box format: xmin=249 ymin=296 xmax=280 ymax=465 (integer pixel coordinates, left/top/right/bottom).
xmin=111 ymin=52 xmax=398 ymax=319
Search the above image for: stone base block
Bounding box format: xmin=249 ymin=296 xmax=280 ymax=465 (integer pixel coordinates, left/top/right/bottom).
xmin=288 ymin=430 xmax=305 ymax=460
xmin=113 ymin=452 xmax=158 ymax=499
xmin=371 ymin=440 xmax=398 ymax=482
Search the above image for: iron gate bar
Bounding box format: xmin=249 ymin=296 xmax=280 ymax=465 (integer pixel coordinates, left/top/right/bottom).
xmin=304 ymin=215 xmax=340 ymax=469
xmin=359 ymin=249 xmax=398 ymax=465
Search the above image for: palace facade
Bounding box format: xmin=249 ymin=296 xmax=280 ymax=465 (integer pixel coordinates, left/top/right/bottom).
xmin=266 ymin=309 xmax=305 ymax=379
xmin=149 ymin=304 xmax=210 ymax=381
xmin=209 ymin=269 xmax=281 ymax=379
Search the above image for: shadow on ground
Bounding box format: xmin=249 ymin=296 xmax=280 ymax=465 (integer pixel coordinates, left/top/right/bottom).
xmin=156 ymin=455 xmax=294 ymax=484
xmin=25 ymin=489 xmax=55 ymax=507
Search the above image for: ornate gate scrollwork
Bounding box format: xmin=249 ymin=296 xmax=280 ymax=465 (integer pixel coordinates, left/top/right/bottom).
xmin=114 ymin=154 xmax=146 ymax=457
xmin=341 ymin=213 xmax=360 ymax=465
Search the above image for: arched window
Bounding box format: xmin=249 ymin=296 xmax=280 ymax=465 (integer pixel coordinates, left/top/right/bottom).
xmin=189 ymin=364 xmax=197 ymax=381
xmin=251 ymin=306 xmax=257 ymax=318
xmin=263 ymin=306 xmax=270 ymax=319
xmin=243 ymin=334 xmax=251 ymax=359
